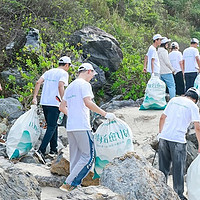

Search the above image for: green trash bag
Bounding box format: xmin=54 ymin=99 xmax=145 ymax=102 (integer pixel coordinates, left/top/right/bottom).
xmin=6 ymin=105 xmax=40 ymax=159
xmin=140 ymin=75 xmax=167 ymax=110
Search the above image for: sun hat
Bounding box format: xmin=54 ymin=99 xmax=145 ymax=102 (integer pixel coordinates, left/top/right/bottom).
xmin=191 ymin=38 xmax=199 ymax=47
xmin=171 ymin=42 xmax=179 ymax=49
xmin=161 ymin=37 xmax=171 ymax=44
xmin=78 ymin=63 xmax=98 ymax=75
xmin=153 ymin=34 xmax=164 ymax=40
xmin=58 ymin=56 xmax=71 ymax=64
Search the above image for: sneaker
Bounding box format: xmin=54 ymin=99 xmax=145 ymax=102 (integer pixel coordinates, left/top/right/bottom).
xmin=59 ymin=183 xmax=77 ymax=192
xmin=49 ymin=150 xmax=58 ymax=155
xmin=34 ymin=150 xmax=46 ymax=164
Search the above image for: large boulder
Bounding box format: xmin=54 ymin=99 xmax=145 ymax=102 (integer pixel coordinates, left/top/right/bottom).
xmin=69 ymin=26 xmax=123 ymax=72
xmin=0 ymin=166 xmax=41 ymax=200
xmin=25 ymin=28 xmax=40 ymax=50
xmin=0 ymin=97 xmax=24 ymax=120
xmin=101 ymin=152 xmax=180 ymax=200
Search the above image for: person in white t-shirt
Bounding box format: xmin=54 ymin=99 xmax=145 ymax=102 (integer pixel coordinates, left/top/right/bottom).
xmin=32 ymin=56 xmax=71 ymax=164
xmin=169 ymin=42 xmax=185 ymax=95
xmin=59 ymin=63 xmax=116 ymax=192
xmin=183 ymin=38 xmax=200 ymax=91
xmin=158 ymin=88 xmax=200 ymax=200
xmin=143 ymin=34 xmax=164 ymax=76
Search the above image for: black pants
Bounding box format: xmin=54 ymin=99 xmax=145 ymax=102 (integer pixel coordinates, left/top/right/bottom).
xmin=174 ymin=71 xmax=185 ymax=95
xmin=184 ymin=72 xmax=197 ymax=91
xmin=158 ymin=139 xmax=186 ymax=199
xmin=39 ymin=105 xmax=60 ymax=154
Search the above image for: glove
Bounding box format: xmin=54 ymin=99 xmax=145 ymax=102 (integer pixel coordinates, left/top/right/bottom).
xmin=105 ymin=113 xmax=116 ymax=120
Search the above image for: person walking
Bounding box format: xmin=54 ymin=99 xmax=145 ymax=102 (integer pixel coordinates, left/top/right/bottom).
xmin=158 ymin=87 xmax=200 ymax=200
xmin=32 ymin=56 xmax=71 ymax=164
xmin=59 ymin=63 xmax=116 ymax=192
xmin=183 ymin=38 xmax=200 ymax=91
xmin=158 ymin=37 xmax=176 ymax=99
xmin=143 ymin=34 xmax=164 ymax=76
xmin=169 ymin=42 xmax=185 ymax=95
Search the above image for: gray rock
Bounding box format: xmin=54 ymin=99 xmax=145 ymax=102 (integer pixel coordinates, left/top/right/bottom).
xmin=0 ymin=143 xmax=7 ymax=157
xmin=70 ymin=26 xmax=123 ymax=73
xmin=62 ymin=185 xmax=124 ymax=200
xmin=0 ymin=166 xmax=41 ymax=200
xmin=25 ymin=28 xmax=40 ymax=50
xmin=0 ymin=97 xmax=24 ymax=120
xmin=101 ymin=152 xmax=180 ymax=200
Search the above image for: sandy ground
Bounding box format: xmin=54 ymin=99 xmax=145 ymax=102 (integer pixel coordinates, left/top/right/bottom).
xmin=41 ymin=107 xmax=188 ymax=199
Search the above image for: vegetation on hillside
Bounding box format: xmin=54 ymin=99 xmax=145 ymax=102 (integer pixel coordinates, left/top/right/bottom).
xmin=0 ymin=0 xmax=199 ymax=106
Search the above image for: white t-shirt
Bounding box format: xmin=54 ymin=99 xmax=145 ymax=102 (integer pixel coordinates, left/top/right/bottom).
xmin=63 ymin=78 xmax=94 ymax=131
xmin=159 ymin=96 xmax=200 ymax=143
xmin=147 ymin=45 xmax=160 ymax=74
xmin=40 ymin=68 xmax=69 ymax=107
xmin=183 ymin=47 xmax=199 ymax=73
xmin=169 ymin=51 xmax=183 ymax=73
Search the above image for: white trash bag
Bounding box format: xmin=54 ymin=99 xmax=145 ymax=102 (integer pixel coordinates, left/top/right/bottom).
xmin=140 ymin=75 xmax=166 ymax=110
xmin=93 ymin=118 xmax=134 ymax=178
xmin=6 ymin=105 xmax=40 ymax=159
xmin=186 ymin=154 xmax=200 ymax=200
xmin=194 ymin=74 xmax=200 ymax=94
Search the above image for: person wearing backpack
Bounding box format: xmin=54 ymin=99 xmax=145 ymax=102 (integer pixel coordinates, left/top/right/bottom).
xmin=59 ymin=63 xmax=116 ymax=192
xmin=32 ymin=56 xmax=71 ymax=164
xmin=158 ymin=88 xmax=200 ymax=200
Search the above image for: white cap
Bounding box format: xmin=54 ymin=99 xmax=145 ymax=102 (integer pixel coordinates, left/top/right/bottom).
xmin=58 ymin=56 xmax=71 ymax=64
xmin=161 ymin=37 xmax=171 ymax=44
xmin=171 ymin=42 xmax=179 ymax=49
xmin=78 ymin=63 xmax=98 ymax=75
xmin=191 ymin=38 xmax=199 ymax=47
xmin=153 ymin=34 xmax=164 ymax=40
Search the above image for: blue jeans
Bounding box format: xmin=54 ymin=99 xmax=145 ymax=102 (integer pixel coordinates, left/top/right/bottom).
xmin=160 ymin=73 xmax=176 ymax=99
xmin=158 ymin=139 xmax=186 ymax=199
xmin=39 ymin=105 xmax=60 ymax=154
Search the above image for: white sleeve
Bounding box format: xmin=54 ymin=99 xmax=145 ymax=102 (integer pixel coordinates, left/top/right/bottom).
xmin=163 ymin=100 xmax=173 ymax=116
xmin=191 ymin=105 xmax=200 ymax=122
xmin=194 ymin=49 xmax=199 ymax=57
xmin=178 ymin=52 xmax=183 ymax=61
xmin=59 ymin=72 xmax=69 ymax=86
xmin=81 ymin=83 xmax=94 ymax=99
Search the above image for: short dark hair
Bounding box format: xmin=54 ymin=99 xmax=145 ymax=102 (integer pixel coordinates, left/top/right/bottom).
xmin=191 ymin=42 xmax=197 ymax=45
xmin=185 ymin=88 xmax=199 ymax=103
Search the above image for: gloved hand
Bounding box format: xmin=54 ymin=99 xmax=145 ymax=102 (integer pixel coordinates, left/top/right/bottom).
xmin=105 ymin=113 xmax=116 ymax=120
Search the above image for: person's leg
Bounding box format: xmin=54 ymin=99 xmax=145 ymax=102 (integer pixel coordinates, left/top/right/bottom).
xmin=185 ymin=72 xmax=197 ymax=91
xmin=39 ymin=106 xmax=60 ymax=154
xmin=158 ymin=139 xmax=171 ymax=182
xmin=160 ymin=74 xmax=176 ymax=99
xmin=65 ymin=130 xmax=94 ymax=186
xmin=67 ymin=131 xmax=81 ymax=172
xmin=174 ymin=72 xmax=185 ymax=95
xmin=170 ymin=142 xmax=186 ymax=199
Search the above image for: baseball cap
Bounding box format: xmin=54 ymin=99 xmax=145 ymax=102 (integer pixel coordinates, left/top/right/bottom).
xmin=78 ymin=63 xmax=98 ymax=75
xmin=171 ymin=42 xmax=179 ymax=49
xmin=58 ymin=56 xmax=71 ymax=64
xmin=153 ymin=34 xmax=164 ymax=40
xmin=191 ymin=38 xmax=199 ymax=47
xmin=161 ymin=37 xmax=171 ymax=44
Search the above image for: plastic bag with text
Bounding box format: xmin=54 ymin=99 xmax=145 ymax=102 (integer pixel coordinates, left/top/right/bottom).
xmin=194 ymin=74 xmax=200 ymax=94
xmin=6 ymin=105 xmax=40 ymax=159
xmin=186 ymin=154 xmax=200 ymax=200
xmin=140 ymin=75 xmax=167 ymax=110
xmin=93 ymin=118 xmax=134 ymax=178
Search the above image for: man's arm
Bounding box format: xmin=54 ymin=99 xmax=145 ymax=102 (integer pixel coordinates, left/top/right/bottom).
xmin=195 ymin=56 xmax=200 ymax=72
xmin=32 ymin=77 xmax=44 ymax=104
xmin=194 ymin=122 xmax=200 ymax=153
xmin=84 ymin=96 xmax=106 ymax=117
xmin=58 ymin=81 xmax=65 ymax=100
xmin=0 ymin=83 xmax=2 ymax=91
xmin=159 ymin=113 xmax=167 ymax=133
xmin=59 ymin=100 xmax=67 ymax=115
xmin=179 ymin=60 xmax=184 ymax=74
xmin=151 ymin=58 xmax=155 ymax=74
xmin=143 ymin=55 xmax=148 ymax=73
